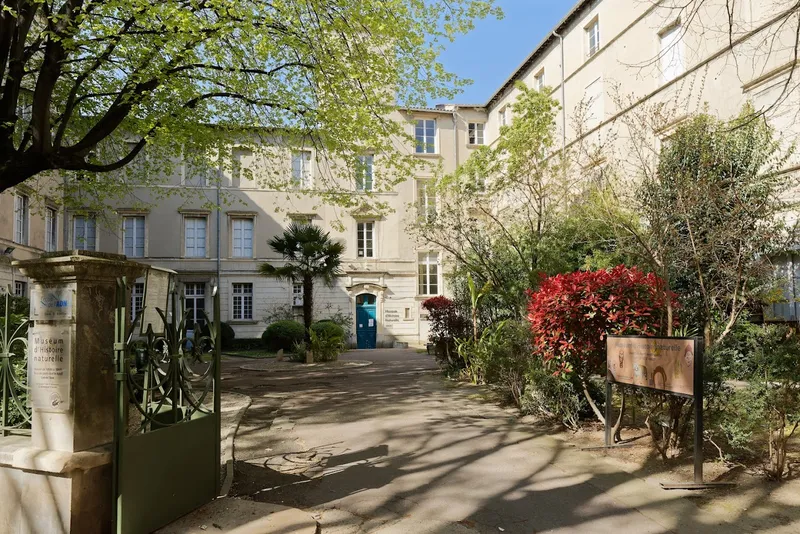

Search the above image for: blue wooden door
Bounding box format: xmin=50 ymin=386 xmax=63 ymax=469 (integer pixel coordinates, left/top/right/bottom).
xmin=356 ymin=294 xmax=377 ymax=349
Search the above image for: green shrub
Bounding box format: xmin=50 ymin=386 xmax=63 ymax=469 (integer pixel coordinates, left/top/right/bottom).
xmin=521 ymin=368 xmax=582 ymax=431
xmin=311 ymin=321 xmax=345 ymax=340
xmin=262 ymin=320 xmax=305 ymax=351
xmin=456 ymin=320 xmax=532 ymax=405
xmin=309 ymin=328 xmax=344 ymax=362
xmin=225 ymin=338 xmax=263 ymax=351
xmin=200 ymin=321 xmax=235 ymax=349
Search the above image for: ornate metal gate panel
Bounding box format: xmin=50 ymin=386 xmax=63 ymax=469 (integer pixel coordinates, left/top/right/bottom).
xmin=113 ymin=275 xmax=221 ymax=534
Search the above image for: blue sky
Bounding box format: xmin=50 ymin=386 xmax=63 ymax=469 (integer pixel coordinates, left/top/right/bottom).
xmin=434 ymin=0 xmax=572 ymax=105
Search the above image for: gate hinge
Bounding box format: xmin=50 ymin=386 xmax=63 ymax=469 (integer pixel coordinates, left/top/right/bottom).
xmin=113 ymin=342 xmax=126 ymax=351
xmin=114 ymin=373 xmax=126 ymax=381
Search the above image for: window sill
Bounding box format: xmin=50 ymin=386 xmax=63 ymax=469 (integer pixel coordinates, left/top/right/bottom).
xmin=466 ymin=144 xmax=485 ymax=149
xmin=413 ymin=153 xmax=442 ymax=159
xmin=228 ymin=320 xmax=259 ymax=325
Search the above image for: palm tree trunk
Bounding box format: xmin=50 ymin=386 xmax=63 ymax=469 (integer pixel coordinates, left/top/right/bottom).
xmin=303 ymin=275 xmax=313 ymax=342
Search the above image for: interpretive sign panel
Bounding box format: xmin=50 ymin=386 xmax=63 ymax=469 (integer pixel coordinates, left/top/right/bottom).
xmin=30 ymin=284 xmax=74 ymax=321
xmin=139 ymin=267 xmax=173 ymax=335
xmin=28 ymin=325 xmax=72 ymax=411
xmin=606 ymin=336 xmax=695 ymax=397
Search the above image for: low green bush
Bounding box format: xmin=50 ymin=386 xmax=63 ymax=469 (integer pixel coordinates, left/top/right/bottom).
xmin=262 ymin=320 xmax=305 ymax=351
xmin=309 ymin=328 xmax=344 ymax=362
xmin=225 ymin=338 xmax=263 ymax=351
xmin=311 ymin=321 xmax=345 ymax=340
xmin=200 ymin=321 xmax=235 ymax=349
xmin=520 ymin=368 xmax=582 ymax=431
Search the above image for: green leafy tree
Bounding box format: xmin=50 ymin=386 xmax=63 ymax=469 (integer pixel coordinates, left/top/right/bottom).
xmin=0 ymin=0 xmax=500 ymax=206
xmin=413 ymin=83 xmax=629 ymax=320
xmin=259 ymin=223 xmax=343 ymax=341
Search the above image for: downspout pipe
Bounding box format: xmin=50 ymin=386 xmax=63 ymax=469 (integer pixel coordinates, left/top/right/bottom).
xmin=552 ymin=31 xmax=567 ymax=153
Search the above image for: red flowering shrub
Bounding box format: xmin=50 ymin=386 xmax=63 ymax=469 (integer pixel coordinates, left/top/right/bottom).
xmin=527 ymin=265 xmax=674 ymax=378
xmin=422 ymin=296 xmax=470 ymax=367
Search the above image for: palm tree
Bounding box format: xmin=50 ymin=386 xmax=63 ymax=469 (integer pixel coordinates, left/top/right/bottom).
xmin=259 ymin=223 xmax=344 ymax=341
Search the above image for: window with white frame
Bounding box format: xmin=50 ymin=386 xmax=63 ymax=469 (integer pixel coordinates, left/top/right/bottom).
xmin=232 ymin=218 xmax=254 ymax=258
xmin=123 ymin=216 xmax=145 ymax=257
xmin=232 ymin=283 xmax=253 ymax=320
xmin=73 ymin=215 xmax=97 ymax=250
xmin=357 ymin=221 xmax=374 ymax=258
xmin=184 ymin=282 xmax=206 ymax=329
xmin=45 ymin=207 xmax=57 ymax=252
xmin=418 ymin=252 xmax=439 ymax=295
xmin=415 ymin=119 xmax=437 ymax=154
xmin=586 ymin=18 xmax=600 ymax=58
xmin=417 ymin=180 xmax=437 ymax=221
xmin=498 ymin=107 xmax=508 ymax=128
xmin=468 ymin=123 xmax=485 ymax=145
xmin=356 ymin=155 xmax=374 ymax=191
xmin=184 ymin=216 xmax=207 ymax=257
xmin=232 ymin=147 xmax=254 ymax=188
xmin=131 ymin=282 xmax=144 ymax=322
xmin=292 ymin=283 xmax=303 ymax=306
xmin=291 ymin=150 xmax=312 ymax=188
xmin=14 ymin=281 xmax=26 ymax=297
xmin=534 ymin=69 xmax=545 ymax=91
xmin=14 ymin=193 xmax=29 ymax=245
xmin=290 ymin=215 xmax=313 ymax=226
xmin=659 ymin=24 xmax=684 ymax=83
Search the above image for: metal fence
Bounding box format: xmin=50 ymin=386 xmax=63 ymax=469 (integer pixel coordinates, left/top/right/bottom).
xmin=0 ymin=286 xmax=31 ymax=436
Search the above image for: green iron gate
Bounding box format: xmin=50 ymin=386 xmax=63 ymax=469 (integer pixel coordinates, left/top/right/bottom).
xmin=113 ymin=276 xmax=221 ymax=534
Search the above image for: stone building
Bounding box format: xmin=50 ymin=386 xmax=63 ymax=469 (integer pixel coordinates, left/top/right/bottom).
xmin=2 ymin=0 xmax=797 ymax=341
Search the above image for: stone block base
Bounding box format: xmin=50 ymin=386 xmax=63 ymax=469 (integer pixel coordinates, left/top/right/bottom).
xmin=0 ymin=437 xmax=112 ymax=534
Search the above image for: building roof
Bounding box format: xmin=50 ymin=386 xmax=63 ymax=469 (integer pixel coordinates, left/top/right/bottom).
xmin=482 ymin=0 xmax=594 ymax=110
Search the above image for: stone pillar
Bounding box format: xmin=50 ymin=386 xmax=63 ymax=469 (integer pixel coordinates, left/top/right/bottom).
xmin=0 ymin=251 xmax=145 ymax=534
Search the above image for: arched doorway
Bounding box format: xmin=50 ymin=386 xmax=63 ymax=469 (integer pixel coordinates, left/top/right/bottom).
xmin=356 ymin=293 xmax=377 ymax=349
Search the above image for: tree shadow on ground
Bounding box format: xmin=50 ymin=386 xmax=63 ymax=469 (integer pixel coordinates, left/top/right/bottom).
xmin=224 ymin=352 xmax=800 ymax=533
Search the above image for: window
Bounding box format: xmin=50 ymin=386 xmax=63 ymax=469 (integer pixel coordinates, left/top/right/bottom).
xmin=291 ymin=150 xmax=312 ymax=188
xmin=14 ymin=194 xmax=29 ymax=245
xmin=45 ymin=207 xmax=57 ymax=252
xmin=659 ymin=24 xmax=684 ymax=83
xmin=14 ymin=281 xmax=26 ymax=298
xmin=131 ymin=282 xmax=144 ymax=322
xmin=586 ymin=18 xmax=600 ymax=58
xmin=468 ymin=123 xmax=485 ymax=145
xmin=584 ymin=77 xmax=604 ymax=130
xmin=123 ymin=216 xmax=145 ymax=257
xmin=184 ymin=282 xmax=206 ymax=329
xmin=232 ymin=218 xmax=254 ymax=258
xmin=232 ymin=283 xmax=253 ymax=320
xmin=415 ymin=119 xmax=437 ymax=154
xmin=356 ymin=155 xmax=374 ymax=191
xmin=184 ymin=217 xmax=207 ymax=257
xmin=232 ymin=148 xmax=254 ymax=188
xmin=417 ymin=180 xmax=437 ymax=221
xmin=499 ymin=107 xmax=508 ymax=128
xmin=73 ymin=215 xmax=97 ymax=250
xmin=292 ymin=283 xmax=304 ymax=306
xmin=534 ymin=69 xmax=545 ymax=91
xmin=357 ymin=222 xmax=374 ymax=258
xmin=418 ymin=252 xmax=439 ymax=296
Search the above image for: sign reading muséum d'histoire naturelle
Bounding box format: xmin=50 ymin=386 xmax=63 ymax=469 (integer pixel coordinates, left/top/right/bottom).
xmin=606 ymin=336 xmax=695 ymax=397
xmin=28 ymin=325 xmax=72 ymax=412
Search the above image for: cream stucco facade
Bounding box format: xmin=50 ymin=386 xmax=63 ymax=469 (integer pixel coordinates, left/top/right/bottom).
xmin=3 ymin=0 xmax=798 ymax=342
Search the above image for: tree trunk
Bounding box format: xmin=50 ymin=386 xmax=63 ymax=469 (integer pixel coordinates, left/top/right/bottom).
xmin=302 ymin=275 xmax=313 ymax=343
xmin=611 ymin=388 xmax=626 ymax=443
xmin=581 ymin=378 xmax=605 ymax=425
